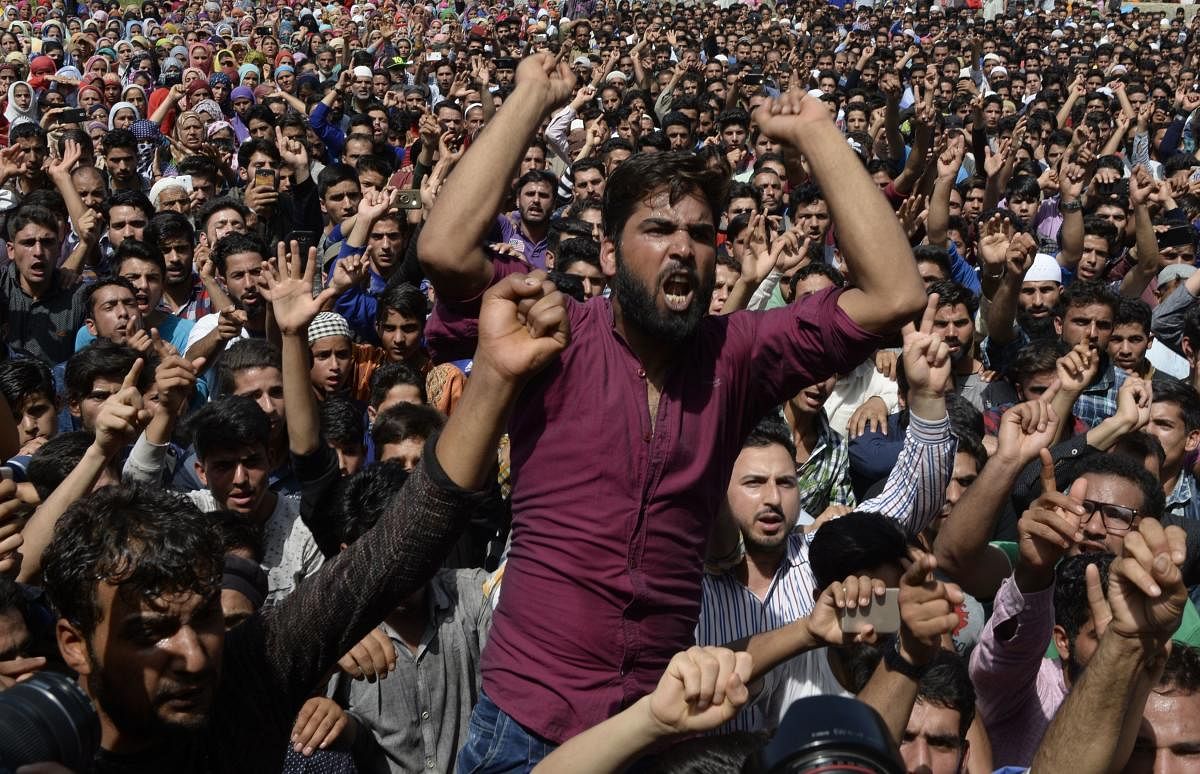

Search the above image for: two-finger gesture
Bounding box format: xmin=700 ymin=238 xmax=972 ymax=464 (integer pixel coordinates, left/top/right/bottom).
xmin=900 ymin=293 xmax=952 ymax=399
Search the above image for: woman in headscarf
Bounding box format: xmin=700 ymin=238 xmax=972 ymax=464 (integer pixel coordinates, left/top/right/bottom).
xmin=108 ymin=100 xmax=137 ymax=130
xmin=99 ymin=72 xmax=121 ymax=107
xmin=82 ymin=54 xmax=108 ymax=78
xmin=161 ymin=110 xmax=205 ymax=175
xmin=208 ymin=71 xmax=231 ymax=114
xmin=122 ymin=82 xmax=147 ymax=116
xmin=188 ymin=42 xmax=212 ymax=75
xmin=228 ymin=84 xmax=254 ymax=142
xmin=182 ymin=66 xmax=206 ymax=89
xmin=237 ymin=62 xmax=260 ymax=89
xmin=1 ymin=78 xmax=36 ymax=145
xmin=76 ymin=82 xmax=102 ymax=112
xmin=26 ymin=54 xmax=54 ymax=92
xmin=85 ymin=119 xmax=105 ymax=148
xmin=216 ymin=49 xmax=238 ymax=82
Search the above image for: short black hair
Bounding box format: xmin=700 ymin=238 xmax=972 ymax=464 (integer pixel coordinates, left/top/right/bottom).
xmin=212 ymin=231 xmax=267 ymax=276
xmin=809 ymin=512 xmax=910 ymax=591
xmin=928 ymin=279 xmax=978 ymax=318
xmin=6 ymin=204 xmax=61 ymax=241
xmin=43 ymin=484 xmax=223 ymax=636
xmin=1060 ymin=279 xmax=1119 ymax=317
xmin=556 ymin=237 xmax=601 ymax=274
xmin=0 ymin=357 xmax=55 ymax=408
xmin=1115 ymin=296 xmax=1152 ymax=334
xmin=64 ymin=341 xmax=148 ymax=403
xmin=317 ymin=163 xmax=361 ymax=199
xmin=917 ymin=650 xmax=976 ymax=741
xmin=147 ymin=211 xmax=195 ymax=246
xmin=236 ymin=137 xmax=280 ymax=168
xmin=913 ymin=245 xmax=952 ymax=278
xmin=375 ymin=282 xmax=427 ymax=326
xmin=320 ymin=396 xmax=365 ymax=449
xmin=27 ymin=431 xmax=95 ymax=500
xmin=83 ymin=275 xmax=138 ymax=319
xmin=1072 ymin=451 xmax=1166 ymax=518
xmin=742 ymin=414 xmax=797 ymax=462
xmin=102 ymin=127 xmax=135 ymax=153
xmin=602 ymin=152 xmax=727 ymax=244
xmin=1151 ymin=375 xmax=1200 ymax=434
xmin=216 ymin=338 xmax=281 ymax=396
xmin=106 ymin=189 xmax=153 ymax=221
xmin=371 ymin=403 xmax=445 ymax=448
xmin=196 ymin=196 xmax=249 ymax=238
xmin=369 ymin=362 xmax=427 ymax=407
xmin=114 ymin=238 xmax=166 ymax=278
xmin=187 ymin=396 xmax=271 ymax=461
xmin=1158 ymin=644 xmax=1200 ymax=695
xmin=333 ymin=460 xmax=410 ymax=545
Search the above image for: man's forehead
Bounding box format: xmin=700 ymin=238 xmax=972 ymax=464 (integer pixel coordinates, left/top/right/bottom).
xmin=642 ymin=190 xmax=714 ymax=223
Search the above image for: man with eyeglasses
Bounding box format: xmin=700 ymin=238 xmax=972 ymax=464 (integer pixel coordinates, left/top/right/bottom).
xmin=967 ymin=450 xmax=1200 ymax=767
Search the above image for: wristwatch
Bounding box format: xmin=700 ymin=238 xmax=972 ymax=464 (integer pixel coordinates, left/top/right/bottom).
xmin=883 ymin=636 xmax=930 ymax=681
xmin=1060 ymin=199 xmax=1084 ymax=213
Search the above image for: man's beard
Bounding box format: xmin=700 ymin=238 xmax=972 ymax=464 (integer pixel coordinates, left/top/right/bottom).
xmin=87 ymin=642 xmax=211 ymax=745
xmin=610 ymin=248 xmax=713 ymax=345
xmin=1017 ymin=309 xmax=1059 ymax=341
xmin=832 ymin=639 xmax=884 ymax=693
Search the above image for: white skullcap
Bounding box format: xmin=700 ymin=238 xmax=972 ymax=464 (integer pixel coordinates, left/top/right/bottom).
xmin=1024 ymin=253 xmax=1063 ymax=284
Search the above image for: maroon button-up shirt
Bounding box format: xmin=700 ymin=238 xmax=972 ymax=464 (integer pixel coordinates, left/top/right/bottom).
xmin=481 ymin=286 xmax=882 ymax=742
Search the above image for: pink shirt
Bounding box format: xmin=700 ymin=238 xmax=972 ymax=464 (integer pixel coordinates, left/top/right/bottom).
xmin=969 ymin=573 xmax=1067 ymax=767
xmin=482 ymin=287 xmax=882 ymax=742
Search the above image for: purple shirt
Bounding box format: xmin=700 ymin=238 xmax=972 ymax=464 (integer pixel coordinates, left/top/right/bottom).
xmin=482 ymin=286 xmax=882 ymax=742
xmin=968 ymin=572 xmax=1066 ymax=767
xmin=491 ymin=212 xmax=549 ymax=270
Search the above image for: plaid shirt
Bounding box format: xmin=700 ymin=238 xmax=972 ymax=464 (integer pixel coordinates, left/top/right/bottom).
xmin=795 ymin=411 xmax=856 ymax=515
xmin=168 ymin=274 xmax=216 ymax=322
xmin=1167 ymin=473 xmax=1200 ymax=521
xmin=1072 ymin=363 xmax=1126 ymax=429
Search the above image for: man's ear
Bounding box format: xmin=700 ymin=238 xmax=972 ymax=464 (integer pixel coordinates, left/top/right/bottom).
xmin=67 ymin=399 xmax=81 ymax=418
xmin=1053 ymin=315 xmax=1063 ymax=337
xmin=600 ymin=237 xmax=617 ymax=277
xmin=57 ymin=618 xmax=91 ymax=676
xmin=1051 ymin=623 xmax=1070 ymax=664
xmin=1186 ymin=428 xmax=1200 ymax=454
xmin=194 ymin=461 xmax=208 ymax=488
xmin=85 ymin=318 xmax=98 ymax=336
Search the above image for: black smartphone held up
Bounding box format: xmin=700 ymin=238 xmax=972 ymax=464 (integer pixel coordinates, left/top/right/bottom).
xmin=287 ymin=230 xmax=319 ymax=261
xmin=56 ymin=108 xmax=86 ymax=125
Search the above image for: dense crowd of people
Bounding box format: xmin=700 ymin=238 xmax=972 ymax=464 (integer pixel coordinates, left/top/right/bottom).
xmin=1 ymin=0 xmax=1200 ymax=771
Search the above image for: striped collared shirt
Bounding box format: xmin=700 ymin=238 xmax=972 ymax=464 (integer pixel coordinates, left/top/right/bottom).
xmin=696 ymin=412 xmax=955 ymax=732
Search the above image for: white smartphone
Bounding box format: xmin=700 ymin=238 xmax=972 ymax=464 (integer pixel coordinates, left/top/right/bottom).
xmin=839 ymin=588 xmax=901 ymax=634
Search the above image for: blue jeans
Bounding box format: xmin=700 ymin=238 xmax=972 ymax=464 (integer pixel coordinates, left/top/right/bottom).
xmin=456 ymin=691 xmax=558 ymax=773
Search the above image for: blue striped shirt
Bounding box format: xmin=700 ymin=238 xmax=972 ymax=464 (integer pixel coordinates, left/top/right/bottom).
xmin=696 ymin=412 xmax=955 ymax=732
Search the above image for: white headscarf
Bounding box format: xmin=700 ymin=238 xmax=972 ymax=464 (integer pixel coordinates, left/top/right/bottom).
xmin=107 ymin=101 xmax=139 ymax=130
xmin=4 ymin=80 xmax=37 ymax=126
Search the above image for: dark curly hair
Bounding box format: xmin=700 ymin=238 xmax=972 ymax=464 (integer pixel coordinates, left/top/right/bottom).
xmin=43 ymin=484 xmax=223 ymax=635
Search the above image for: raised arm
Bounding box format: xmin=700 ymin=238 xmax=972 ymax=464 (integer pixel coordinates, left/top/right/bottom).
xmin=1120 ymin=166 xmax=1161 ymax=299
xmin=927 ymin=135 xmax=965 ymax=248
xmin=19 ymin=362 xmax=151 ymax=583
xmin=981 ymin=228 xmax=1037 ymax=346
xmin=1031 ymin=519 xmax=1186 ymax=773
xmin=752 ymin=88 xmax=924 ymax=333
xmin=418 ymin=53 xmax=576 ymax=301
xmin=264 ymin=239 xmax=345 ymax=457
xmin=933 ymin=398 xmax=1060 ymax=599
xmin=1055 ymin=160 xmax=1088 ymax=270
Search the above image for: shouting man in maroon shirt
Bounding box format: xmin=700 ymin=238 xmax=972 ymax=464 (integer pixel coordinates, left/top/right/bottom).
xmin=418 ymin=53 xmax=926 ymax=772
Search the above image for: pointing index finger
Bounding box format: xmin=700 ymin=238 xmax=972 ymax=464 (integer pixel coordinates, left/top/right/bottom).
xmin=121 ymin=358 xmax=144 ymax=392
